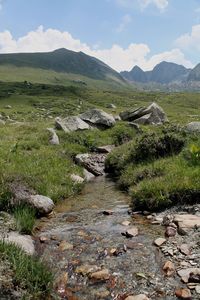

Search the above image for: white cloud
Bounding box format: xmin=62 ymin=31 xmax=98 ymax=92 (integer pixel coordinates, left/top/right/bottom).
xmin=0 ymin=26 xmax=193 ymax=71
xmin=116 ymin=14 xmax=132 ymax=32
xmin=176 ymin=24 xmax=200 ymax=51
xmin=117 ymin=0 xmax=168 ymax=11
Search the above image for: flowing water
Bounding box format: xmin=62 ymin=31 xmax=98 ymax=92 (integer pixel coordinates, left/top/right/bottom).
xmin=36 ymin=176 xmax=181 ymax=300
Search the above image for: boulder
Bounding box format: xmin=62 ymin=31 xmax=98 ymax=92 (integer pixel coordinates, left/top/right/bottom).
xmin=75 ymin=153 xmax=106 ymax=176
xmin=29 ymin=195 xmax=54 ymax=214
xmin=3 ymin=232 xmax=35 ymax=255
xmin=55 ymin=116 xmax=90 ymax=132
xmin=174 ymin=214 xmax=200 ymax=230
xmin=80 ymin=109 xmax=116 ymax=127
xmin=186 ymin=122 xmax=200 ymax=133
xmin=120 ymin=102 xmax=168 ymax=125
xmin=95 ymin=145 xmax=115 ymax=153
xmin=47 ymin=128 xmax=59 ymax=145
xmin=83 ymin=169 xmax=95 ymax=182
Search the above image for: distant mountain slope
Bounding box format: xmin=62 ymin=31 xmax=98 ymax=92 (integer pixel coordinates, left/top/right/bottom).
xmin=187 ymin=63 xmax=200 ymax=81
xmin=121 ymin=61 xmax=191 ymax=84
xmin=0 ymin=48 xmax=125 ymax=83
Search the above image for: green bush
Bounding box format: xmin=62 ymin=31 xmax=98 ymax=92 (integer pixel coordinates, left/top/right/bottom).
xmin=184 ymin=144 xmax=200 ymax=166
xmin=111 ymin=123 xmax=136 ymax=146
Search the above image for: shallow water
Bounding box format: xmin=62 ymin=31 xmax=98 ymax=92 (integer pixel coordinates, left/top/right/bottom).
xmin=36 ymin=176 xmax=181 ymax=300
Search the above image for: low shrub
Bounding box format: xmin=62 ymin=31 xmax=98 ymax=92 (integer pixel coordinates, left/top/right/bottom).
xmin=14 ymin=204 xmax=36 ymax=234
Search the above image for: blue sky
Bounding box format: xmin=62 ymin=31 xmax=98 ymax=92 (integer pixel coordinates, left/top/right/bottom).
xmin=0 ymin=0 xmax=200 ymax=71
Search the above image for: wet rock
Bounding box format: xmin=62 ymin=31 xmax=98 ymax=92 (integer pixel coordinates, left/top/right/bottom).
xmin=165 ymin=226 xmax=177 ymax=237
xmin=122 ymin=220 xmax=131 ymax=226
xmin=174 ymin=214 xmax=200 ymax=230
xmin=163 ymin=261 xmax=175 ymax=276
xmin=59 ymin=241 xmax=73 ymax=251
xmin=75 ymin=153 xmax=106 ymax=176
xmin=89 ymin=269 xmax=110 ymax=281
xmin=175 ymin=288 xmax=192 ymax=299
xmin=154 ymin=238 xmax=166 ymax=247
xmin=80 ymin=109 xmax=116 ymax=128
xmin=39 ymin=236 xmax=48 ymax=243
xmin=75 ymin=264 xmax=99 ymax=276
xmin=3 ymin=232 xmax=35 ymax=255
xmin=125 ymin=295 xmax=149 ymax=300
xmin=162 ymin=214 xmax=174 ymax=226
xmin=177 ymin=268 xmax=200 ymax=283
xmin=47 ymin=128 xmax=59 ymax=145
xmin=83 ymin=169 xmax=95 ymax=182
xmin=103 ymin=210 xmax=113 ymax=216
xmin=70 ymin=174 xmax=84 ymax=184
xmin=123 ymin=226 xmax=138 ymax=238
xmin=55 ymin=116 xmax=90 ymax=132
xmin=179 ymin=244 xmax=191 ymax=256
xmin=126 ymin=241 xmax=144 ymax=249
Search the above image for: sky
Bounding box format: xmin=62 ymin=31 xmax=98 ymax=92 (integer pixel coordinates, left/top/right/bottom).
xmin=0 ymin=0 xmax=200 ymax=71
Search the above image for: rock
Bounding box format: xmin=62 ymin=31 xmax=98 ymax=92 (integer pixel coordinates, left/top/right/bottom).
xmin=54 ymin=272 xmax=68 ymax=296
xmin=128 ymin=122 xmax=140 ymax=131
xmin=55 ymin=116 xmax=90 ymax=132
xmin=80 ymin=109 xmax=116 ymax=127
xmin=95 ymin=145 xmax=115 ymax=153
xmin=162 ymin=214 xmax=174 ymax=226
xmin=114 ymin=115 xmax=121 ymax=121
xmin=5 ymin=105 xmax=12 ymax=109
xmin=94 ymin=288 xmax=110 ymax=299
xmin=195 ymin=285 xmax=200 ymax=294
xmin=89 ymin=269 xmax=110 ymax=281
xmin=75 ymin=153 xmax=106 ymax=176
xmin=175 ymin=288 xmax=192 ymax=299
xmin=122 ymin=220 xmax=131 ymax=226
xmin=39 ymin=236 xmax=48 ymax=243
xmin=174 ymin=214 xmax=200 ymax=230
xmin=177 ymin=268 xmax=200 ymax=283
xmin=70 ymin=174 xmax=84 ymax=184
xmin=125 ymin=295 xmax=149 ymax=300
xmin=47 ymin=128 xmax=59 ymax=145
xmin=186 ymin=122 xmax=200 ymax=133
xmin=59 ymin=241 xmax=73 ymax=251
xmin=126 ymin=241 xmax=144 ymax=249
xmin=3 ymin=232 xmax=35 ymax=255
xmin=0 ymin=119 xmax=5 ymax=125
xmin=154 ymin=238 xmax=167 ymax=247
xmin=179 ymin=244 xmax=191 ymax=256
xmin=165 ymin=226 xmax=177 ymax=237
xmin=163 ymin=261 xmax=175 ymax=276
xmin=29 ymin=195 xmax=54 ymax=214
xmin=75 ymin=264 xmax=99 ymax=276
xmin=103 ymin=210 xmax=113 ymax=216
xmin=124 ymin=226 xmax=138 ymax=238
xmin=120 ymin=102 xmax=168 ymax=125
xmin=106 ymin=103 xmax=116 ymax=109
xmin=83 ymin=169 xmax=95 ymax=182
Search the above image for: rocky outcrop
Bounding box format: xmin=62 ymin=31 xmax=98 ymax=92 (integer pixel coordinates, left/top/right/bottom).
xmin=80 ymin=109 xmax=116 ymax=128
xmin=186 ymin=122 xmax=200 ymax=133
xmin=47 ymin=128 xmax=59 ymax=145
xmin=55 ymin=116 xmax=90 ymax=132
xmin=75 ymin=153 xmax=106 ymax=176
xmin=120 ymin=102 xmax=168 ymax=125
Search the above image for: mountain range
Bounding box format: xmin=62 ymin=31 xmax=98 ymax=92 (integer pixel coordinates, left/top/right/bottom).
xmin=0 ymin=48 xmax=200 ymax=90
xmin=120 ymin=61 xmax=195 ymax=84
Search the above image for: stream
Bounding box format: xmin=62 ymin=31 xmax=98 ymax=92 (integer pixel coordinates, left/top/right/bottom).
xmin=35 ymin=176 xmax=183 ymax=300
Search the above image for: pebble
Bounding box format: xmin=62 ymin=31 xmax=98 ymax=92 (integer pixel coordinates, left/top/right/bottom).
xmin=195 ymin=285 xmax=200 ymax=294
xmin=59 ymin=241 xmax=74 ymax=251
xmin=125 ymin=295 xmax=149 ymax=300
xmin=154 ymin=238 xmax=167 ymax=247
xmin=175 ymin=288 xmax=192 ymax=299
xmin=163 ymin=261 xmax=175 ymax=277
xmin=124 ymin=226 xmax=138 ymax=238
xmin=165 ymin=226 xmax=177 ymax=237
xmin=179 ymin=244 xmax=191 ymax=256
xmin=89 ymin=269 xmax=110 ymax=281
xmin=122 ymin=220 xmax=131 ymax=226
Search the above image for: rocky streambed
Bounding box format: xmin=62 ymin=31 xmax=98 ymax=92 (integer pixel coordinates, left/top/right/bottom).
xmin=35 ymin=176 xmax=200 ymax=300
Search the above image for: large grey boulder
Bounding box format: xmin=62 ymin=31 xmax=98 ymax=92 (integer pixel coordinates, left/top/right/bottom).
xmin=120 ymin=102 xmax=168 ymax=125
xmin=55 ymin=116 xmax=90 ymax=132
xmin=3 ymin=232 xmax=35 ymax=255
xmin=47 ymin=128 xmax=59 ymax=145
xmin=75 ymin=153 xmax=106 ymax=176
xmin=29 ymin=195 xmax=54 ymax=214
xmin=80 ymin=109 xmax=116 ymax=127
xmin=186 ymin=122 xmax=200 ymax=133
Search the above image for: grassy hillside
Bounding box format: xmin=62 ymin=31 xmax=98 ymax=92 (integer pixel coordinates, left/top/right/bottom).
xmin=0 ymin=48 xmax=125 ymax=83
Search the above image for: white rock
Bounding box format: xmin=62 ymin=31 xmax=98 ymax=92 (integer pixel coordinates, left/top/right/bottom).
xmin=29 ymin=195 xmax=54 ymax=214
xmin=70 ymin=174 xmax=84 ymax=184
xmin=3 ymin=232 xmax=35 ymax=255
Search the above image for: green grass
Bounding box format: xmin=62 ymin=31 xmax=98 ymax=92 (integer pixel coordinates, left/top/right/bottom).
xmin=0 ymin=241 xmax=53 ymax=299
xmin=106 ymin=130 xmax=200 ymax=211
xmin=14 ymin=205 xmax=36 ymax=234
